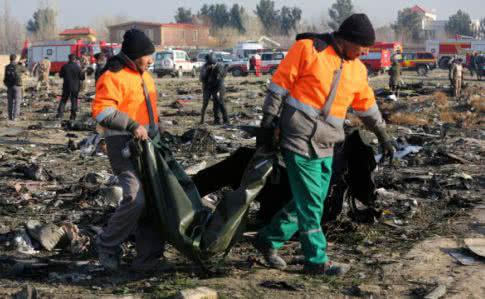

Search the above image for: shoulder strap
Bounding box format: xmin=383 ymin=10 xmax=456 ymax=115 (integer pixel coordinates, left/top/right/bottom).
xmin=321 ymin=59 xmax=343 ymax=120
xmin=141 ymin=77 xmax=157 ymax=138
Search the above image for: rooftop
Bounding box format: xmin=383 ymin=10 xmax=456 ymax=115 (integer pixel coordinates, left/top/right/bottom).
xmin=59 ymin=27 xmax=97 ymax=36
xmin=108 ymin=21 xmax=208 ymax=29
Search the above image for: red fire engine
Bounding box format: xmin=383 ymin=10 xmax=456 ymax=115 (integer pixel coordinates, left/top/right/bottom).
xmin=359 ymin=49 xmax=391 ymax=76
xmin=370 ymin=42 xmax=403 ymax=54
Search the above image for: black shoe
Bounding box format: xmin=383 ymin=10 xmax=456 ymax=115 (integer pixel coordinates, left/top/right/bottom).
xmin=252 ymin=235 xmax=287 ymax=270
xmin=303 ymin=261 xmax=350 ymax=276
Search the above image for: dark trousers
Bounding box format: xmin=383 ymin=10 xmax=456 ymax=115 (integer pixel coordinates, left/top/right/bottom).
xmin=96 ymin=135 xmax=164 ymax=269
xmin=200 ymin=87 xmax=228 ymax=124
xmin=57 ymin=90 xmax=79 ymax=120
xmin=7 ymin=86 xmax=22 ymax=120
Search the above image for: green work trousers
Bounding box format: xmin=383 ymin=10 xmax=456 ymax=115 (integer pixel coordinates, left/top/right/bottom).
xmin=259 ymin=150 xmax=333 ymax=265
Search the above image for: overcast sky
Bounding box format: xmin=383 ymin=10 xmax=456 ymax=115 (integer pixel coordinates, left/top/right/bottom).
xmin=6 ymin=0 xmax=484 ymax=28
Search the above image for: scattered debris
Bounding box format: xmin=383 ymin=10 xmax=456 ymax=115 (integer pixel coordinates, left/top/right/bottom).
xmin=175 ymin=287 xmax=218 ymax=299
xmin=464 ymin=238 xmax=485 ymax=258
xmin=259 ymin=280 xmax=304 ymax=291
xmin=424 ymin=284 xmax=447 ymax=299
xmin=446 ymin=248 xmax=483 ymax=266
xmin=26 ymin=221 xmax=65 ymax=251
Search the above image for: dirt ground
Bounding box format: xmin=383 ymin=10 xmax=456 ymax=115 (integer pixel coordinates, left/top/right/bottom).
xmin=0 ymin=69 xmax=484 ymax=298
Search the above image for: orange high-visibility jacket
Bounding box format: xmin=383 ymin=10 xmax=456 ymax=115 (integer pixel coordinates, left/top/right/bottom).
xmin=92 ymin=64 xmax=159 ymax=131
xmin=262 ymin=34 xmax=384 ymax=158
xmin=268 ymin=39 xmax=378 ymax=127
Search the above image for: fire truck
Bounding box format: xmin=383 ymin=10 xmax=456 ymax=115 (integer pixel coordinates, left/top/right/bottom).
xmin=359 ymin=49 xmax=391 ymax=76
xmin=425 ymin=39 xmax=485 ymax=69
xmin=370 ymin=42 xmax=403 ymax=54
xmin=23 ymin=40 xmax=120 ymax=74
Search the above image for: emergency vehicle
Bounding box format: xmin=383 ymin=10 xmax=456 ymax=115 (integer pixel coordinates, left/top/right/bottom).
xmin=370 ymin=42 xmax=403 ymax=54
xmin=233 ymin=41 xmax=264 ymax=58
xmin=425 ymin=39 xmax=485 ymax=69
xmin=23 ymin=40 xmax=120 ymax=74
xmin=400 ymin=51 xmax=436 ymax=75
xmin=359 ymin=49 xmax=391 ymax=76
xmin=260 ymin=51 xmax=287 ymax=75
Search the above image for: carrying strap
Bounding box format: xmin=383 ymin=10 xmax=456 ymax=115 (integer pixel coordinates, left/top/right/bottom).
xmin=141 ymin=77 xmax=158 ymax=138
xmin=320 ymin=59 xmax=344 ymax=120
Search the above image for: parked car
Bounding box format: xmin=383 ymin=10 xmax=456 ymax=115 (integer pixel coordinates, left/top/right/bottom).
xmin=153 ymin=50 xmax=201 ymax=78
xmin=196 ymin=51 xmax=232 ymax=65
xmin=260 ymin=51 xmax=286 ymax=75
xmin=400 ymin=51 xmax=437 ymax=76
xmin=226 ymin=57 xmax=250 ymax=77
xmin=359 ymin=49 xmax=391 ymax=76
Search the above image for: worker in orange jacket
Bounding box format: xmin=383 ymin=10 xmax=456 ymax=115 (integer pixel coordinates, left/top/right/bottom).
xmin=253 ymin=14 xmax=395 ymax=275
xmin=92 ymin=29 xmax=164 ymax=272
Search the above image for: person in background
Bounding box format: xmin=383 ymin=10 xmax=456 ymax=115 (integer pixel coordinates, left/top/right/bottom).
xmin=94 ymin=52 xmax=107 ymax=83
xmin=3 ymin=54 xmax=27 ymax=121
xmin=57 ymin=54 xmax=85 ymax=120
xmin=388 ymin=59 xmax=402 ymax=93
xmin=33 ymin=56 xmax=51 ymax=95
xmin=199 ymin=53 xmax=229 ymax=125
xmin=449 ymin=58 xmax=464 ymax=97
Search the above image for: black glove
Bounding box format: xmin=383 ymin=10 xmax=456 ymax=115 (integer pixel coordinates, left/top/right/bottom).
xmin=374 ymin=127 xmax=396 ymax=164
xmin=257 ymin=113 xmax=279 ymax=150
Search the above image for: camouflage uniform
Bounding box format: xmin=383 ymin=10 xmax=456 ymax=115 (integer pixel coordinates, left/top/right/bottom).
xmin=35 ymin=58 xmax=51 ymax=94
xmin=449 ymin=62 xmax=463 ymax=97
xmin=79 ymin=55 xmax=90 ymax=93
xmin=388 ymin=61 xmax=402 ymax=93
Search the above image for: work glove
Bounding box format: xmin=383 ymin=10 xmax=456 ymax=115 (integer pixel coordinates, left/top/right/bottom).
xmin=257 ymin=113 xmax=279 ymax=151
xmin=373 ymin=127 xmax=396 ymax=164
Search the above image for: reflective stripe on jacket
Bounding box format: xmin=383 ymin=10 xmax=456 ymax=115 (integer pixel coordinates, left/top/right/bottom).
xmin=263 ymin=34 xmax=384 ymax=158
xmin=92 ymin=57 xmax=159 ymax=135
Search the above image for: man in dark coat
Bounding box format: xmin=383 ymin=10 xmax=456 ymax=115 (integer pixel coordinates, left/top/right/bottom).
xmin=199 ymin=53 xmax=229 ymax=125
xmin=94 ymin=52 xmax=107 ymax=83
xmin=57 ymin=54 xmax=85 ymax=120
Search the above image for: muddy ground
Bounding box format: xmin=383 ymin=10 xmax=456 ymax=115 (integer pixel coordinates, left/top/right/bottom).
xmin=0 ymin=69 xmax=483 ymax=298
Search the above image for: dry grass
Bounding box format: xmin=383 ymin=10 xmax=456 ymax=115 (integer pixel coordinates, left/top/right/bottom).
xmin=388 ymin=112 xmax=428 ymax=126
xmin=440 ymin=111 xmax=481 ymax=128
xmin=470 ymin=97 xmax=485 ymax=112
xmin=433 ymin=91 xmax=449 ymax=109
xmin=440 ymin=111 xmax=459 ymax=123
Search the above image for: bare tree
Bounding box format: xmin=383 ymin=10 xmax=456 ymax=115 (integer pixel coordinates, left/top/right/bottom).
xmin=375 ymin=25 xmax=394 ymax=42
xmin=26 ymin=0 xmax=58 ymax=41
xmin=92 ymin=14 xmax=130 ymax=41
xmin=0 ymin=0 xmax=26 ymax=54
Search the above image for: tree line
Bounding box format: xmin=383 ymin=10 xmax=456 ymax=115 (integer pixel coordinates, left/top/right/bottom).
xmin=174 ymin=1 xmax=306 ymax=36
xmin=393 ymin=8 xmax=485 ymax=42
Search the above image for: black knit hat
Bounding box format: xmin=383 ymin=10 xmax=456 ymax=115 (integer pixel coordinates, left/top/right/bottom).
xmin=205 ymin=53 xmax=217 ymax=65
xmin=335 ymin=14 xmax=375 ymax=47
xmin=121 ymin=29 xmax=155 ymax=60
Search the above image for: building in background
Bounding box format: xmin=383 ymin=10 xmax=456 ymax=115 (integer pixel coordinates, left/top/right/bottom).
xmin=59 ymin=27 xmax=97 ymax=42
xmin=108 ymin=21 xmax=210 ymax=48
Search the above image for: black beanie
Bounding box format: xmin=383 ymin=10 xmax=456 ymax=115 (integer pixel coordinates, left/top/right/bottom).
xmin=205 ymin=53 xmax=217 ymax=65
xmin=335 ymin=14 xmax=375 ymax=47
xmin=121 ymin=29 xmax=155 ymax=60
